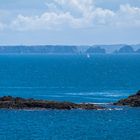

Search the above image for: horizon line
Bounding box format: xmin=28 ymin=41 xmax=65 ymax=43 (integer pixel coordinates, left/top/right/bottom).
xmin=0 ymin=44 xmax=140 ymax=47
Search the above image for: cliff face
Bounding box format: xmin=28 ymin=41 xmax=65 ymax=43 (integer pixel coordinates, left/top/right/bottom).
xmin=43 ymin=46 xmax=78 ymax=54
xmin=0 ymin=46 xmax=78 ymax=54
xmin=114 ymin=90 xmax=140 ymax=107
xmin=0 ymin=45 xmax=140 ymax=54
xmin=86 ymin=47 xmax=106 ymax=54
xmin=136 ymin=49 xmax=140 ymax=53
xmin=114 ymin=45 xmax=134 ymax=54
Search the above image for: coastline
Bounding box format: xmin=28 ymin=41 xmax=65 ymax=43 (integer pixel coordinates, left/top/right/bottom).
xmin=0 ymin=91 xmax=139 ymax=111
xmin=0 ymin=96 xmax=105 ymax=110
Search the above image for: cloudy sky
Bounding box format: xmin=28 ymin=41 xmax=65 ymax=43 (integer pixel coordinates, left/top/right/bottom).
xmin=0 ymin=0 xmax=140 ymax=45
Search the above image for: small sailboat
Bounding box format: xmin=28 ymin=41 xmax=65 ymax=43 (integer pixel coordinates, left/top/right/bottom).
xmin=86 ymin=53 xmax=90 ymax=58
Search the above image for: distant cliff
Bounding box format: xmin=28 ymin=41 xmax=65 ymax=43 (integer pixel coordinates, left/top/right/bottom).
xmin=0 ymin=45 xmax=140 ymax=54
xmin=135 ymin=48 xmax=140 ymax=53
xmin=86 ymin=47 xmax=106 ymax=54
xmin=0 ymin=46 xmax=78 ymax=54
xmin=114 ymin=45 xmax=134 ymax=54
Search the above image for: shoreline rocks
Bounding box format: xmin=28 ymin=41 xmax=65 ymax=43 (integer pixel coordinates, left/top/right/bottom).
xmin=114 ymin=90 xmax=140 ymax=107
xmin=1 ymin=90 xmax=140 ymax=110
xmin=0 ymin=96 xmax=105 ymax=110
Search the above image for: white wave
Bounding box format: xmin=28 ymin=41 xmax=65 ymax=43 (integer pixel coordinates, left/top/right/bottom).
xmin=35 ymin=94 xmax=59 ymax=97
xmin=115 ymin=108 xmax=123 ymax=110
xmin=104 ymin=94 xmax=123 ymax=97
xmin=65 ymin=91 xmax=132 ymax=99
xmin=83 ymin=102 xmax=110 ymax=105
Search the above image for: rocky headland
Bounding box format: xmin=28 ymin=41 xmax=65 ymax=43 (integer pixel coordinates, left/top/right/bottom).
xmin=0 ymin=96 xmax=105 ymax=110
xmin=114 ymin=90 xmax=140 ymax=107
xmin=114 ymin=45 xmax=134 ymax=54
xmin=0 ymin=90 xmax=140 ymax=110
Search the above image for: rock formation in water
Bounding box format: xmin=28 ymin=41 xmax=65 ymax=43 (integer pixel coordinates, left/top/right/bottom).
xmin=86 ymin=46 xmax=106 ymax=54
xmin=114 ymin=90 xmax=140 ymax=107
xmin=0 ymin=96 xmax=105 ymax=110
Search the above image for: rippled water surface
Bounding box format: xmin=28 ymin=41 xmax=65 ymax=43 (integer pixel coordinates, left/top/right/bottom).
xmin=0 ymin=54 xmax=140 ymax=140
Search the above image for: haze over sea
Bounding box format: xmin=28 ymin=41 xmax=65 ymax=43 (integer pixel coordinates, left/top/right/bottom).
xmin=0 ymin=54 xmax=140 ymax=140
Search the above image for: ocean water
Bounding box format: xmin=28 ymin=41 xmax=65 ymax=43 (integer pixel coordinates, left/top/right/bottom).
xmin=0 ymin=54 xmax=140 ymax=140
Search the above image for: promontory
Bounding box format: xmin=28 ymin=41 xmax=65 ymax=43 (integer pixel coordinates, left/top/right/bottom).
xmin=0 ymin=96 xmax=105 ymax=110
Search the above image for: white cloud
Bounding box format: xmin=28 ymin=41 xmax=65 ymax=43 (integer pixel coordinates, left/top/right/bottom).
xmin=11 ymin=12 xmax=88 ymax=31
xmin=115 ymin=4 xmax=140 ymax=27
xmin=6 ymin=0 xmax=140 ymax=31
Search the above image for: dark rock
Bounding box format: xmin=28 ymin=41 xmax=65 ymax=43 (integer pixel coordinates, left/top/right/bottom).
xmin=136 ymin=90 xmax=140 ymax=95
xmin=114 ymin=90 xmax=140 ymax=107
xmin=0 ymin=96 xmax=14 ymax=101
xmin=0 ymin=96 xmax=105 ymax=110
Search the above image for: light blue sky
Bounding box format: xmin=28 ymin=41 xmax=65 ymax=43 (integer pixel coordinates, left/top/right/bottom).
xmin=0 ymin=0 xmax=140 ymax=45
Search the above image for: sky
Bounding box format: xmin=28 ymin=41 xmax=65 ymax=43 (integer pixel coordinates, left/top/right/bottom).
xmin=0 ymin=0 xmax=140 ymax=45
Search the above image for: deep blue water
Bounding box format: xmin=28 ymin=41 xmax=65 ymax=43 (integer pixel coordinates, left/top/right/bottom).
xmin=0 ymin=54 xmax=140 ymax=140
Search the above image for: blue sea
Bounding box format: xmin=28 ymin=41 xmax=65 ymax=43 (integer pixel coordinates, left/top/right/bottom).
xmin=0 ymin=54 xmax=140 ymax=140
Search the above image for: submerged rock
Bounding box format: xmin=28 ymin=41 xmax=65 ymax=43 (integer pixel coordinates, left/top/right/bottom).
xmin=0 ymin=96 xmax=105 ymax=110
xmin=114 ymin=90 xmax=140 ymax=107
